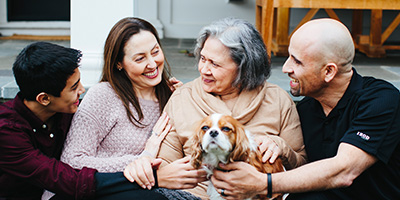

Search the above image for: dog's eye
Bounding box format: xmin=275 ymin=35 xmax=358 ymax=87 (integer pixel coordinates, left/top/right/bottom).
xmin=201 ymin=126 xmax=209 ymax=131
xmin=221 ymin=127 xmax=231 ymax=132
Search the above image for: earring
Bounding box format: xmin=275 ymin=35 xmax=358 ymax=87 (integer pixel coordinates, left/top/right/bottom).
xmin=118 ymin=68 xmax=122 ymax=71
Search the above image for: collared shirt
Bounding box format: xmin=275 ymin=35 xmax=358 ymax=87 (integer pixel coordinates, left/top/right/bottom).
xmin=0 ymin=93 xmax=97 ymax=199
xmin=297 ymin=68 xmax=400 ymax=199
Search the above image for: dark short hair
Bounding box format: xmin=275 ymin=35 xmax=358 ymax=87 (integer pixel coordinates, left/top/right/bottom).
xmin=12 ymin=42 xmax=82 ymax=101
xmin=194 ymin=17 xmax=271 ymax=92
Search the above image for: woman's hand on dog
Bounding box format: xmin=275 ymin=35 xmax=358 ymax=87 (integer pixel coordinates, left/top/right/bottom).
xmin=255 ymin=135 xmax=281 ymax=163
xmin=157 ymin=156 xmax=208 ymax=189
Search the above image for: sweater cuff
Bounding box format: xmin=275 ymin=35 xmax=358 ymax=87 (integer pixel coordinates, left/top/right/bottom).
xmin=153 ymin=170 xmax=159 ymax=188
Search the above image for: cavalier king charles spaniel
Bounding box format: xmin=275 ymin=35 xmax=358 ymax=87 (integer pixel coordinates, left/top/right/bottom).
xmin=190 ymin=113 xmax=284 ymax=200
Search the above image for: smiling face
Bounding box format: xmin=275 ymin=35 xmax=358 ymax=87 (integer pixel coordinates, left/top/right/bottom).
xmin=47 ymin=68 xmax=85 ymax=114
xmin=282 ymin=29 xmax=327 ymax=97
xmin=119 ymin=30 xmax=165 ymax=93
xmin=282 ymin=19 xmax=357 ymax=99
xmin=198 ymin=37 xmax=238 ymax=96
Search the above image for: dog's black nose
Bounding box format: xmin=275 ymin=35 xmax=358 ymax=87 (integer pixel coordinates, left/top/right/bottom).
xmin=210 ymin=130 xmax=219 ymax=137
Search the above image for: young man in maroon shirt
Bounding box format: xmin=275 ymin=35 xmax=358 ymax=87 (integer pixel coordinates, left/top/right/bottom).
xmin=0 ymin=42 xmax=167 ymax=200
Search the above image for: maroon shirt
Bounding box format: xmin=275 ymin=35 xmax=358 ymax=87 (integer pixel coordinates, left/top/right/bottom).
xmin=0 ymin=94 xmax=97 ymax=199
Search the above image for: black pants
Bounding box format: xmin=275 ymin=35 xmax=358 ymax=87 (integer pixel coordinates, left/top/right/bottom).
xmin=94 ymin=172 xmax=167 ymax=200
xmin=286 ymin=190 xmax=341 ymax=200
xmin=51 ymin=172 xmax=167 ymax=200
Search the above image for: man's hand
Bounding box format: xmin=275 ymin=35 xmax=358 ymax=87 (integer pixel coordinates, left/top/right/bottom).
xmin=211 ymin=162 xmax=268 ymax=200
xmin=157 ymin=156 xmax=208 ymax=189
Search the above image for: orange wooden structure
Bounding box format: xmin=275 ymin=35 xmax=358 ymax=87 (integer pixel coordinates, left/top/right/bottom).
xmin=256 ymin=0 xmax=400 ymax=58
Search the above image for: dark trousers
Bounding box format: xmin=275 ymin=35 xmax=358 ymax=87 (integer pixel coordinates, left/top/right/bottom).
xmin=94 ymin=172 xmax=167 ymax=200
xmin=51 ymin=172 xmax=167 ymax=200
xmin=286 ymin=190 xmax=340 ymax=200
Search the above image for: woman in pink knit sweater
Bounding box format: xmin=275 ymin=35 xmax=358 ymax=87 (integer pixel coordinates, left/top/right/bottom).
xmin=61 ymin=17 xmax=174 ymax=172
xmin=57 ymin=17 xmax=202 ymax=199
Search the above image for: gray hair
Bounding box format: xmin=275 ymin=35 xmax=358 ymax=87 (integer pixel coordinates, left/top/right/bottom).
xmin=194 ymin=17 xmax=271 ymax=92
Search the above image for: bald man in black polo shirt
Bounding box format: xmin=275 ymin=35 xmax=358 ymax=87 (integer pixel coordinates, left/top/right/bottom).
xmin=210 ymin=18 xmax=400 ymax=200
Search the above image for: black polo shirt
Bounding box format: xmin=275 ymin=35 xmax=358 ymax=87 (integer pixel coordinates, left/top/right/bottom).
xmin=296 ymin=68 xmax=400 ymax=199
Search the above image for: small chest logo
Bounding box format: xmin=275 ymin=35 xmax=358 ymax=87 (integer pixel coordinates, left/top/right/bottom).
xmin=356 ymin=131 xmax=370 ymax=141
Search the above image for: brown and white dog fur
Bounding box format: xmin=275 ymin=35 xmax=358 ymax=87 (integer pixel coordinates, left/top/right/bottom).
xmin=190 ymin=113 xmax=284 ymax=200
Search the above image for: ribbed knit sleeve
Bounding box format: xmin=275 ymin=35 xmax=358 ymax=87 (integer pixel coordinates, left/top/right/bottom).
xmin=61 ymin=82 xmax=161 ymax=172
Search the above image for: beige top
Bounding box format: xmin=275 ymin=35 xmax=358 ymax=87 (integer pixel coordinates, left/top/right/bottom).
xmin=158 ymin=77 xmax=307 ymax=199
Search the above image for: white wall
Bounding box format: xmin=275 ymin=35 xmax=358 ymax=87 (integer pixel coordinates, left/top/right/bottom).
xmin=134 ymin=0 xmax=164 ymax=38
xmin=158 ymin=0 xmax=256 ymax=38
xmin=71 ymin=0 xmax=133 ymax=69
xmin=70 ymin=0 xmax=133 ymax=86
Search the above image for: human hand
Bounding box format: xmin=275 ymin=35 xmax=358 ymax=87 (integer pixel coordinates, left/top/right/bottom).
xmin=145 ymin=112 xmax=171 ymax=157
xmin=255 ymin=135 xmax=281 ymax=163
xmin=124 ymin=156 xmax=163 ymax=189
xmin=211 ymin=162 xmax=267 ymax=200
xmin=157 ymin=156 xmax=208 ymax=189
xmin=169 ymin=77 xmax=183 ymax=92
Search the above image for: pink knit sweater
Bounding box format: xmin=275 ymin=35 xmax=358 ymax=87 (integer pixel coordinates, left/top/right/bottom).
xmin=60 ymin=82 xmax=160 ymax=172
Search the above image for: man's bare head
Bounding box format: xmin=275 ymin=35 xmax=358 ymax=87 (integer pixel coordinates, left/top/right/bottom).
xmin=283 ymin=19 xmax=355 ymax=98
xmin=290 ymin=18 xmax=355 ymax=72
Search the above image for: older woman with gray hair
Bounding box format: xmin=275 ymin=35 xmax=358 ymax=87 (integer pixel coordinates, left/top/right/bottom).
xmin=124 ymin=17 xmax=307 ymax=199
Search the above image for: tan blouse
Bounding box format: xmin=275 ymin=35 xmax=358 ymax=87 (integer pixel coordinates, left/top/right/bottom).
xmin=157 ymin=77 xmax=307 ymax=199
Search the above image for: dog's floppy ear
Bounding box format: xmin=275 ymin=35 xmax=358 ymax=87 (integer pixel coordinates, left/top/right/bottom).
xmin=190 ymin=120 xmax=204 ymax=169
xmin=228 ymin=125 xmax=252 ymax=162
